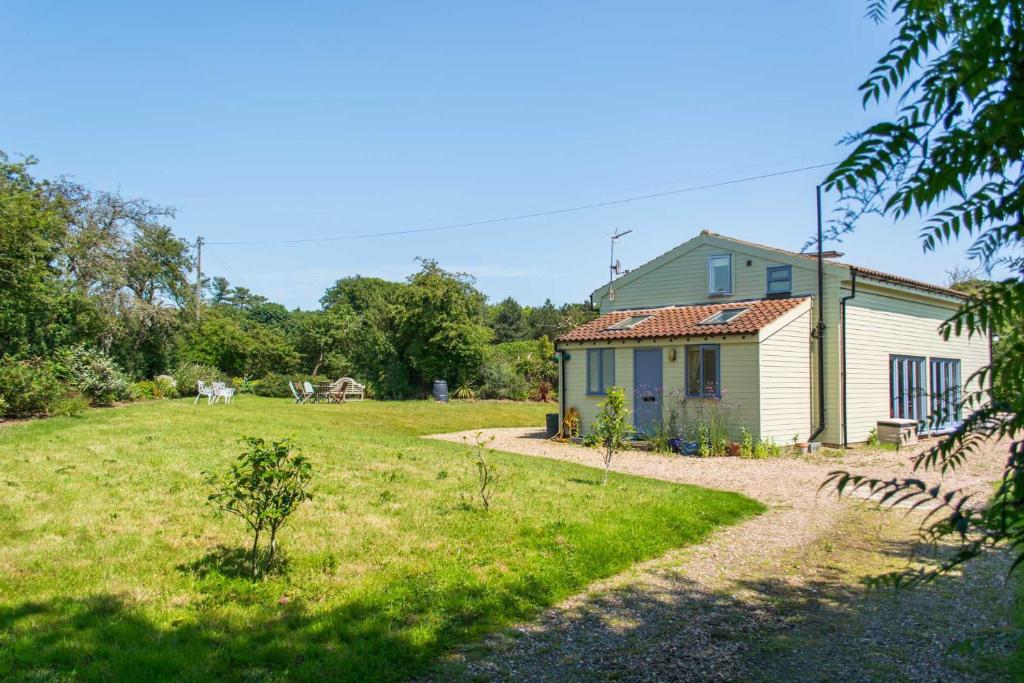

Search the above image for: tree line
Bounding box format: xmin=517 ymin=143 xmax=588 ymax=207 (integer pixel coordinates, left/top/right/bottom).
xmin=0 ymin=151 xmax=596 ymax=414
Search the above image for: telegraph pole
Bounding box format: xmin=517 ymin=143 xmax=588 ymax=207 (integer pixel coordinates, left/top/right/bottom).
xmin=195 ymin=236 xmax=203 ymax=323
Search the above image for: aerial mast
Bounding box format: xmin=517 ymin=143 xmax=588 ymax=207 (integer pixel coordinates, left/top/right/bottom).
xmin=607 ymin=229 xmax=632 ymax=302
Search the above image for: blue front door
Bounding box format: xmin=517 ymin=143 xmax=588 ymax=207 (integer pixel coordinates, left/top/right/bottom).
xmin=633 ymin=349 xmax=663 ymax=435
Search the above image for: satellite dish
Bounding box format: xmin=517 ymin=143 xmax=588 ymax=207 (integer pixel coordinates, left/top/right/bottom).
xmin=613 ymin=259 xmax=622 ymax=275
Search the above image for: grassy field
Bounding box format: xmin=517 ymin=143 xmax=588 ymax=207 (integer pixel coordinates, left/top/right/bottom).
xmin=0 ymin=397 xmax=762 ymax=681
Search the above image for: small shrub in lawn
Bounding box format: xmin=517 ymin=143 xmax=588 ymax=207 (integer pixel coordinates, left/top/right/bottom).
xmin=462 ymin=432 xmax=497 ymax=510
xmin=173 ymin=363 xmax=226 ymax=396
xmin=206 ymin=437 xmax=314 ymax=578
xmin=589 ymin=386 xmax=634 ymax=484
xmin=55 ymin=345 xmax=132 ymax=406
xmin=0 ymin=357 xmax=64 ymax=417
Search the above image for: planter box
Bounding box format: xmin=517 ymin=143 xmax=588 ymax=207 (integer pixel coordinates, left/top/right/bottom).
xmin=877 ymin=419 xmax=918 ymax=447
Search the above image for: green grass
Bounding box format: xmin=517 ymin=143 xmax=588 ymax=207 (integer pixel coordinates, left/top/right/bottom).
xmin=0 ymin=397 xmax=762 ymax=681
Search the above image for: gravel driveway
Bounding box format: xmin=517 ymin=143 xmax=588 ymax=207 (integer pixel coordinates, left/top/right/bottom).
xmin=425 ymin=428 xmax=1015 ymax=682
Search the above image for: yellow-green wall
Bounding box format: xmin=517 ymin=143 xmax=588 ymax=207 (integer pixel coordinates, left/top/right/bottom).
xmin=842 ymin=286 xmax=988 ymax=443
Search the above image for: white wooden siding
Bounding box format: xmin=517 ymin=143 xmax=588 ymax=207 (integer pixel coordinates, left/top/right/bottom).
xmin=599 ymin=243 xmax=820 ymax=312
xmin=758 ymin=308 xmax=812 ymax=444
xmin=843 ymin=288 xmax=989 ymax=443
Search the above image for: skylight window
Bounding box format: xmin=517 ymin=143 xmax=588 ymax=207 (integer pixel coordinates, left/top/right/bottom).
xmin=606 ymin=315 xmax=651 ymax=331
xmin=699 ymin=308 xmax=747 ymax=325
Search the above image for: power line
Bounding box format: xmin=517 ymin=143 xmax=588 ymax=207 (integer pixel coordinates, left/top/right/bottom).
xmin=207 ymin=160 xmax=838 ymax=247
xmin=205 ymin=244 xmax=248 ymax=288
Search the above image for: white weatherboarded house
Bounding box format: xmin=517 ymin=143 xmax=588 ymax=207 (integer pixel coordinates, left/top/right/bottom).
xmin=556 ymin=231 xmax=989 ymax=446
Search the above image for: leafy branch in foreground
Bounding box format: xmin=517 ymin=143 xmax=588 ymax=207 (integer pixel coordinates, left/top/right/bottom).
xmin=206 ymin=437 xmax=313 ymax=577
xmin=823 ymin=0 xmax=1023 ymax=586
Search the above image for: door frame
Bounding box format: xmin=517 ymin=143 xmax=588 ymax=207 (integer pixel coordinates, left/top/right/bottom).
xmin=632 ymin=348 xmax=664 ymax=434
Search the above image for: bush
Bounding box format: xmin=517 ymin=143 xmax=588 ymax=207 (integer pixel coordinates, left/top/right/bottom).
xmin=55 ymin=345 xmax=132 ymax=406
xmin=154 ymin=375 xmax=179 ymax=398
xmin=52 ymin=393 xmax=89 ymax=417
xmin=206 ymin=437 xmax=314 ymax=577
xmin=0 ymin=358 xmax=64 ymax=417
xmin=477 ymin=358 xmax=529 ymax=401
xmin=173 ymin=363 xmax=227 ymax=396
xmin=252 ymin=372 xmax=329 ymax=398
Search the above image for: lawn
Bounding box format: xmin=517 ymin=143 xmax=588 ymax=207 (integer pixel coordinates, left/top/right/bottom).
xmin=0 ymin=397 xmax=762 ymax=681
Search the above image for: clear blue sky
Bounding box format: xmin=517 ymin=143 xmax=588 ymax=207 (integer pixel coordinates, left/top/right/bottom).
xmin=0 ymin=1 xmax=995 ymax=309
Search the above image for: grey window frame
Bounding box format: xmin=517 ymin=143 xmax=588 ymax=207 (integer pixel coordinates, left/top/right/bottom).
xmin=766 ymin=265 xmax=792 ymax=295
xmin=685 ymin=343 xmax=721 ymax=398
xmin=586 ymin=348 xmax=615 ymax=395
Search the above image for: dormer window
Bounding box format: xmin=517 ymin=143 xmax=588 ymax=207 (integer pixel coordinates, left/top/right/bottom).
xmin=699 ymin=307 xmax=747 ymax=325
xmin=605 ymin=314 xmax=651 ymax=331
xmin=708 ymin=254 xmax=732 ymax=296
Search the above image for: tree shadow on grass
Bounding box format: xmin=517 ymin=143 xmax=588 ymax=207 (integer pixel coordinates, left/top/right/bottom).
xmin=178 ymin=544 xmax=291 ymax=580
xmin=437 ymin=538 xmax=1017 ymax=682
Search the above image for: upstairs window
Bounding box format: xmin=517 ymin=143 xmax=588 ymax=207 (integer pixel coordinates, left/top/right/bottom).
xmin=766 ymin=265 xmax=792 ymax=296
xmin=686 ymin=344 xmax=720 ymax=397
xmin=587 ymin=348 xmax=615 ymax=394
xmin=707 ymin=254 xmax=732 ymax=296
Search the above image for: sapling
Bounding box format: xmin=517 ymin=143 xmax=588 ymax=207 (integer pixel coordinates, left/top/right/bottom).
xmin=590 ymin=386 xmax=634 ymax=484
xmin=463 ymin=431 xmax=497 ymax=510
xmin=207 ymin=437 xmax=313 ymax=577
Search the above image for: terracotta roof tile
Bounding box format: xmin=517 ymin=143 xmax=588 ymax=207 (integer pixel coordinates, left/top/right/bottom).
xmin=556 ymin=296 xmax=810 ymax=343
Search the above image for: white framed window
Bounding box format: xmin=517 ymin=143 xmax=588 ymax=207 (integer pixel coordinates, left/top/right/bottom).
xmin=707 ymin=254 xmax=732 ymax=296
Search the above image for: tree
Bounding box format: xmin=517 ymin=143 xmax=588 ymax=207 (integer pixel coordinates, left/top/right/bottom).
xmin=491 ymin=297 xmax=530 ymax=342
xmin=0 ymin=153 xmax=72 ymax=357
xmin=180 ymin=307 xmax=300 ymax=378
xmin=207 ymin=437 xmax=313 ymax=577
xmin=823 ymin=0 xmax=1024 ymax=585
xmin=590 ymin=386 xmax=634 ymax=485
xmin=397 ymin=259 xmax=492 ymax=392
xmin=528 ymin=299 xmax=561 ymax=340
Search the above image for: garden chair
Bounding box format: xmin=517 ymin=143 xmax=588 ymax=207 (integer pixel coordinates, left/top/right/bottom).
xmin=303 ymin=381 xmax=318 ymax=403
xmin=327 ymin=378 xmax=350 ymax=403
xmin=194 ymin=380 xmax=215 ymax=405
xmin=212 ymin=383 xmax=235 ymax=405
xmin=288 ymin=381 xmax=306 ymax=404
xmin=336 ymin=377 xmax=365 ymax=400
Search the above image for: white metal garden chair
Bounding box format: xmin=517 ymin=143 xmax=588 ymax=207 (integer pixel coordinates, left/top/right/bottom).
xmin=212 ymin=382 xmax=235 ymax=404
xmin=194 ymin=380 xmax=216 ymax=405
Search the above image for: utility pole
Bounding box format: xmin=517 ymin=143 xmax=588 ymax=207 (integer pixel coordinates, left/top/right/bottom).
xmin=607 ymin=229 xmax=632 ymax=302
xmin=195 ymin=236 xmax=203 ymax=323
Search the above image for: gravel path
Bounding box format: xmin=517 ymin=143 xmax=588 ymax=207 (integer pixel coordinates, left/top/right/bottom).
xmin=425 ymin=429 xmax=1014 ymax=682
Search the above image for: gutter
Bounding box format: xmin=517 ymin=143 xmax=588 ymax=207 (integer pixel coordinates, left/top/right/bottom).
xmin=840 ymin=268 xmax=858 ymax=447
xmin=809 ymin=185 xmax=827 ymax=443
xmin=557 ymin=346 xmax=567 ymax=436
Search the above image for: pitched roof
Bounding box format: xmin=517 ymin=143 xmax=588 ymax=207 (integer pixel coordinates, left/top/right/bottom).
xmin=698 ymin=232 xmax=966 ymax=299
xmin=593 ymin=231 xmax=965 ymax=301
xmin=556 ymin=296 xmax=810 ymax=343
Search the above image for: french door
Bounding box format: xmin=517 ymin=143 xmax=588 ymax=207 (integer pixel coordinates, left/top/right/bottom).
xmin=928 ymin=358 xmax=961 ymax=432
xmin=890 ymin=355 xmax=926 ymax=421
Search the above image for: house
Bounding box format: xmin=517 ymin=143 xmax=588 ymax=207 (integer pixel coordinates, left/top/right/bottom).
xmin=555 ymin=230 xmax=989 ymax=446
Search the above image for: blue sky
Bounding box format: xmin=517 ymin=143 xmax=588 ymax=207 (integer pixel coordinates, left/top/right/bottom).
xmin=0 ymin=1 xmax=997 ymax=308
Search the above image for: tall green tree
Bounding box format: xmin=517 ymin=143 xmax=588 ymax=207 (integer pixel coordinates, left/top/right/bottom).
xmin=528 ymin=298 xmax=561 ymax=339
xmin=490 ymin=297 xmax=530 ymax=342
xmin=824 ymin=0 xmax=1024 ymax=584
xmin=397 ymin=259 xmax=491 ymax=392
xmin=0 ymin=153 xmax=81 ymax=357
